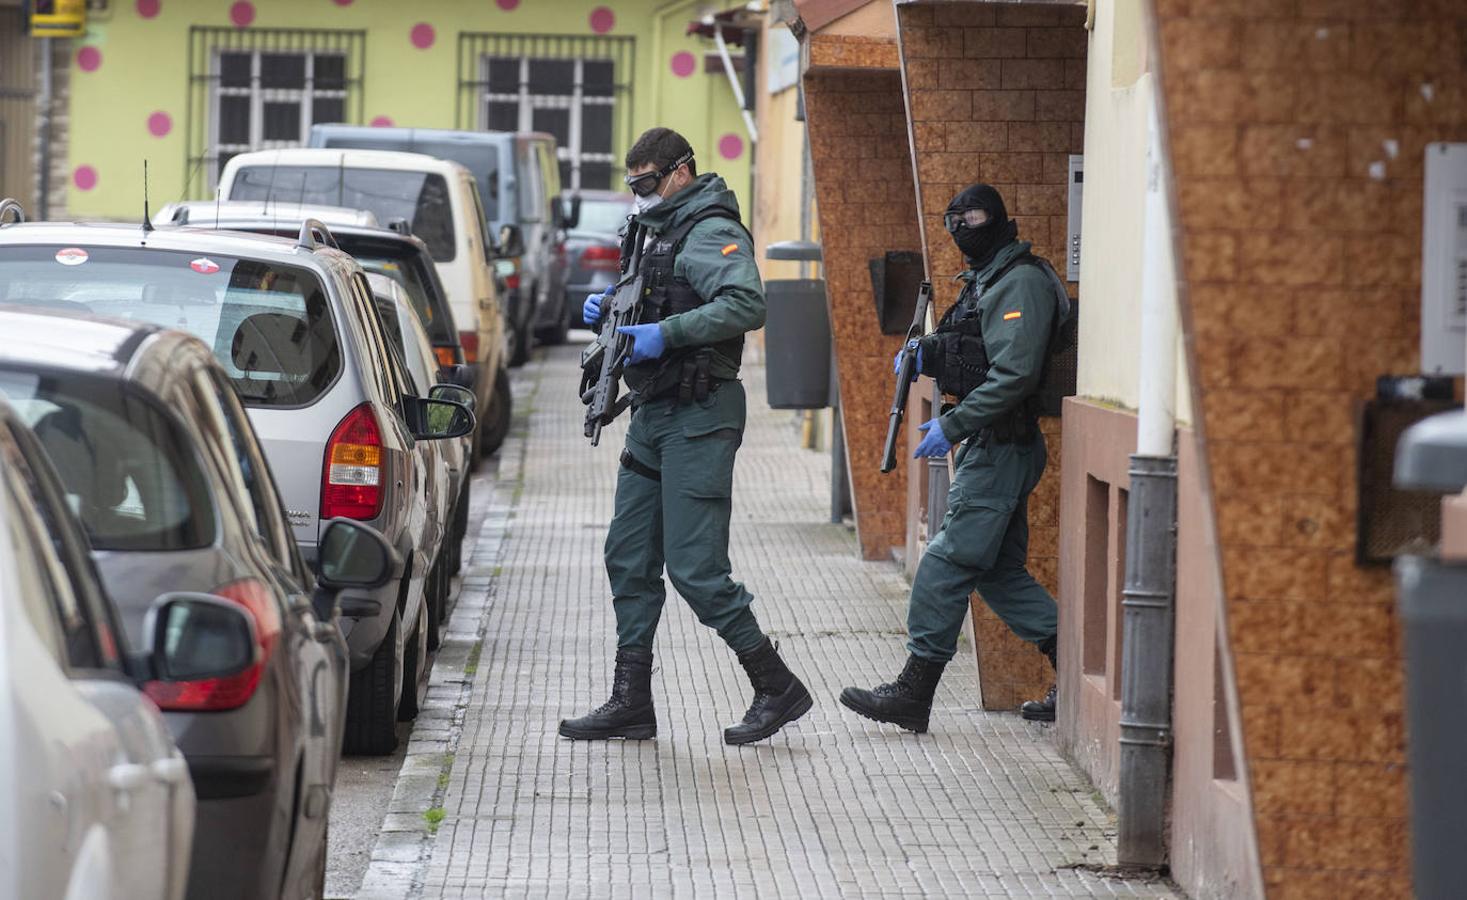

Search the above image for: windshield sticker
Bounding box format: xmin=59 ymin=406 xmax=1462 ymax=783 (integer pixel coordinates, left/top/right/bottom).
xmin=54 ymin=247 xmax=89 ymax=266
xmin=189 ymin=257 xmax=221 ymax=274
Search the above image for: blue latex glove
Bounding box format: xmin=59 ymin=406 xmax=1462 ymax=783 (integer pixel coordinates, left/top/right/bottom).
xmin=913 ymin=418 xmax=953 ymax=458
xmin=616 ymin=323 xmax=666 ymax=364
xmin=892 ymin=339 xmax=923 ymax=381
xmin=583 ymin=285 xmax=614 ymax=328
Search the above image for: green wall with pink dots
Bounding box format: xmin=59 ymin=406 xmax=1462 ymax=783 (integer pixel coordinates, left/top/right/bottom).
xmin=66 ymin=0 xmax=752 ymax=219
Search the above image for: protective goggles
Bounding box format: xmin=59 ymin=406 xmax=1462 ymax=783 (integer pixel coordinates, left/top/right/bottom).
xmin=943 ymin=207 xmax=990 ymax=233
xmin=624 ymin=150 xmax=694 ymax=197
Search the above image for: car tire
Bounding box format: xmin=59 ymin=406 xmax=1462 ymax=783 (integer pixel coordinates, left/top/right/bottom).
xmin=397 ymin=598 xmax=430 ymax=722
xmin=480 ymin=368 xmax=512 ymax=457
xmin=342 ymin=610 xmax=401 ymax=756
xmin=451 ymin=482 xmax=470 ymax=576
xmin=536 ymin=295 xmax=571 ymax=346
xmin=509 ymin=318 xmax=531 ymax=368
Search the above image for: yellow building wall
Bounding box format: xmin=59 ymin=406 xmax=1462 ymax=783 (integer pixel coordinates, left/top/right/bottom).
xmin=1076 ymin=0 xmax=1192 ymax=426
xmin=64 ymin=0 xmax=752 ymax=220
xmin=752 ymin=21 xmax=811 ymax=279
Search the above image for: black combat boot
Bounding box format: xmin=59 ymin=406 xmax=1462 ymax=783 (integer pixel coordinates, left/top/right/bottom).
xmin=724 ymin=638 xmax=814 ymax=745
xmin=838 ymin=655 xmax=946 ymax=734
xmin=1020 ymin=636 xmax=1057 ymax=722
xmin=558 ymin=647 xmax=656 ymax=740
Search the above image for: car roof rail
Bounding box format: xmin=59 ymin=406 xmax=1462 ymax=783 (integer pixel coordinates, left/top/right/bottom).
xmin=297 ymin=217 xmax=339 ymax=251
xmin=386 ymin=217 xmax=412 ymax=236
xmin=0 ymin=198 xmax=26 ymax=225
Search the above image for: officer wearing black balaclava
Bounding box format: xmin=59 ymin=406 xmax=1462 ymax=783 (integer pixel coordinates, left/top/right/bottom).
xmin=840 ymin=183 xmax=1070 ymax=732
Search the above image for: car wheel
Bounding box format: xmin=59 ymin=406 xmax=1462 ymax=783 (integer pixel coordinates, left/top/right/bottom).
xmin=451 ymin=482 xmax=470 ymax=576
xmin=480 ymin=367 xmax=513 ymax=457
xmin=509 ymin=318 xmax=531 ymax=368
xmin=342 ymin=610 xmax=401 ymax=756
xmin=536 ymin=295 xmax=571 ymax=346
xmin=397 ymin=597 xmax=430 ymax=721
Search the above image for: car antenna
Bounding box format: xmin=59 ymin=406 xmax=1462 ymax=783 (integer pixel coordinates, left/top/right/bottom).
xmin=214 ymin=185 xmax=222 ymax=230
xmin=142 ymin=159 xmax=154 ymax=233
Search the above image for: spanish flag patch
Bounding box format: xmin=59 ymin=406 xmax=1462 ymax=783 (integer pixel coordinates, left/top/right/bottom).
xmin=1003 ymin=310 xmax=1022 ymax=321
xmin=721 ymin=243 xmax=739 ymax=256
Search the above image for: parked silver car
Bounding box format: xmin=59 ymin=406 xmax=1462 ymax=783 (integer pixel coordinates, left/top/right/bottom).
xmin=0 ymin=307 xmax=403 ymax=899
xmin=0 ymin=398 xmax=197 ymax=900
xmin=0 ymin=214 xmax=474 ymax=756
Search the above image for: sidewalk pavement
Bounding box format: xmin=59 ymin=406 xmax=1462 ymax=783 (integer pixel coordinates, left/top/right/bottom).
xmin=410 ymin=341 xmax=1179 ymax=898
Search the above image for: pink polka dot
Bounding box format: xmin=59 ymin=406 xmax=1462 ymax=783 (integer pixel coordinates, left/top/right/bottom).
xmin=76 ymin=46 xmax=102 ymax=72
xmin=589 ymin=6 xmax=614 ymax=34
xmin=496 ymin=0 xmax=519 ymax=9
xmin=718 ymin=133 xmax=744 ymax=160
xmin=370 ymin=115 xmax=394 ymax=127
xmin=670 ymin=51 xmax=696 ymax=78
xmin=229 ymin=1 xmax=254 ymax=28
xmin=136 ymin=0 xmax=160 ymax=18
xmin=333 ymin=0 xmax=353 ymax=5
xmin=74 ymin=166 xmax=98 ymax=191
xmin=147 ymin=111 xmax=172 ymax=137
xmin=410 ymin=23 xmax=435 ymax=49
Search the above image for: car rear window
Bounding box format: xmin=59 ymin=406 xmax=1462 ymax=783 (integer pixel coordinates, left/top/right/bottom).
xmin=334 ymin=237 xmax=454 ymax=345
xmin=0 ymin=369 xmax=215 ymax=552
xmin=576 ymin=197 xmax=633 ymax=235
xmin=229 ymin=165 xmax=458 ymax=262
xmin=0 ymin=246 xmax=341 ymax=408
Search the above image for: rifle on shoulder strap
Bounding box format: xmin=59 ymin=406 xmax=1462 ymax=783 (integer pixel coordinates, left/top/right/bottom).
xmin=880 ymin=280 xmax=932 ymax=473
xmin=579 ymin=220 xmax=648 ymax=446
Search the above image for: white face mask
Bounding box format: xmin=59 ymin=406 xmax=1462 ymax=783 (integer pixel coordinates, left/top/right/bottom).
xmin=633 ymin=190 xmax=664 ymax=216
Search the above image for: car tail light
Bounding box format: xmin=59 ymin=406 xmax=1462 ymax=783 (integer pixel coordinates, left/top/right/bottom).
xmin=504 ymin=272 xmax=521 ymax=291
xmin=581 ymin=245 xmax=620 ymax=272
xmin=458 ymin=330 xmax=480 ymax=362
xmin=321 ymin=403 xmax=384 ymax=521
xmin=144 ymin=579 xmax=278 ymax=712
xmin=433 ymin=345 xmax=459 ymax=368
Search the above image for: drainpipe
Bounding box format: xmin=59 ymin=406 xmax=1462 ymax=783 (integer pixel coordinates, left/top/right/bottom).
xmin=1117 ymin=79 xmax=1179 ymax=869
xmin=708 ymin=16 xmax=759 ymax=145
xmin=37 ymin=38 xmax=53 ymax=219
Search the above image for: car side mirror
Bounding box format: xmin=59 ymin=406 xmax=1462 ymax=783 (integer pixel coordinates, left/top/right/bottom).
xmin=496 ymin=224 xmax=525 ymax=259
xmin=429 ymin=382 xmax=476 ymax=409
xmin=317 ymin=518 xmax=397 ymax=590
xmin=439 ymin=364 xmax=476 ymax=391
xmin=141 ymin=593 xmax=257 ymax=685
xmin=554 ymin=195 xmax=582 ymax=231
xmin=405 ymin=395 xmax=476 ymax=441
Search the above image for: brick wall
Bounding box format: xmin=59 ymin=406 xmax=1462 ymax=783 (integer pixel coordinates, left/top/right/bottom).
xmin=803 ymin=47 xmax=922 ymax=560
xmin=1157 ymin=0 xmax=1467 ymax=894
xmin=898 ymin=1 xmax=1086 ymax=710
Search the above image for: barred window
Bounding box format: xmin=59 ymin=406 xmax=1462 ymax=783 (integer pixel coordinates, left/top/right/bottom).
xmin=186 ymin=27 xmax=364 ymax=196
xmin=457 ymin=34 xmax=634 ymax=191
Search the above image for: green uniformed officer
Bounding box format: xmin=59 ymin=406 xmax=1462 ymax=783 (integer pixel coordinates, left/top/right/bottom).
xmin=841 ymin=184 xmax=1068 ymax=732
xmin=560 ymin=128 xmax=813 ymax=746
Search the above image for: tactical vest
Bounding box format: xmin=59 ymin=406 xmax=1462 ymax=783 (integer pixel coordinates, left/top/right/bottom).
xmin=623 ymin=205 xmax=750 ymax=403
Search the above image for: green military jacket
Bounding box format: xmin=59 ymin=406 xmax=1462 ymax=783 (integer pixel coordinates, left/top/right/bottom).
xmin=924 ymin=239 xmax=1057 ymax=444
xmin=636 ymin=173 xmax=765 ymax=379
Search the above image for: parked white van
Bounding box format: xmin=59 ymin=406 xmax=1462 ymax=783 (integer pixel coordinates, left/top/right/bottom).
xmin=217 ymin=149 xmax=511 ymax=458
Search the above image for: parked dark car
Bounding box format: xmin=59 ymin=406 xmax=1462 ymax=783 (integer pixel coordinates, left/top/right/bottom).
xmin=0 ymin=307 xmax=398 ymax=900
xmin=562 ymin=189 xmax=634 ymax=328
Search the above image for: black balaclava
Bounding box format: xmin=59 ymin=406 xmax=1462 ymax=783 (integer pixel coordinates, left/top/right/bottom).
xmin=947 ymin=183 xmax=1018 ymax=269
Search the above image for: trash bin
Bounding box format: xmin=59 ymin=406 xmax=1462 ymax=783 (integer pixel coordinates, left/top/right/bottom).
xmin=1393 ymin=408 xmax=1467 ymax=900
xmin=763 ymin=240 xmax=829 ymax=410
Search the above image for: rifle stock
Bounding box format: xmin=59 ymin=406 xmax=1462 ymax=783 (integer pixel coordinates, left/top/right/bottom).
xmin=880 ymin=280 xmax=933 ymax=473
xmin=581 ymin=221 xmax=646 ymax=445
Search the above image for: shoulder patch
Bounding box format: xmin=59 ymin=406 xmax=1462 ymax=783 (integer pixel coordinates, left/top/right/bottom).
xmin=1003 ymin=310 xmax=1022 ymax=321
xmin=721 ymin=243 xmax=739 ymax=256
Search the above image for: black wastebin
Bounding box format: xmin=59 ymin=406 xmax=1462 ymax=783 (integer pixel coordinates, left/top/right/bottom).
xmin=763 ymin=241 xmax=829 ymax=410
xmin=1393 ymin=408 xmax=1467 ymax=900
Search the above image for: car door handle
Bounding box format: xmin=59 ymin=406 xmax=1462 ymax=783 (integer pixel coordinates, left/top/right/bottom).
xmin=108 ymin=763 xmax=150 ymax=793
xmin=151 ymin=758 xmax=189 ymax=785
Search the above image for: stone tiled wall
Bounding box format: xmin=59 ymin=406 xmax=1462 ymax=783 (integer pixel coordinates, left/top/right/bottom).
xmin=1156 ymin=0 xmax=1467 ymax=894
xmin=803 ymin=45 xmax=923 ymax=560
xmin=898 ymin=1 xmax=1085 ymax=710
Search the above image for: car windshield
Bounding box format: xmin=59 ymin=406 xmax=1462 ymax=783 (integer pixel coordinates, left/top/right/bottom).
xmin=0 ymin=369 xmax=215 ymax=552
xmin=229 ymin=165 xmax=457 ymax=262
xmin=0 ymin=246 xmax=341 ymax=408
xmin=575 ymin=197 xmax=633 ymax=235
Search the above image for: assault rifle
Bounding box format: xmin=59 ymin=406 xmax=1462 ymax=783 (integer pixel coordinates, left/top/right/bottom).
xmin=880 ymin=280 xmax=932 ymax=473
xmin=579 ymin=220 xmax=647 ymax=446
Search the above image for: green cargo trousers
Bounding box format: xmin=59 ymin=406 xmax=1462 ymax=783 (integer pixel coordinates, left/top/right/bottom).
xmin=907 ymin=432 xmax=1058 ymax=663
xmin=605 ymin=381 xmax=766 ymax=653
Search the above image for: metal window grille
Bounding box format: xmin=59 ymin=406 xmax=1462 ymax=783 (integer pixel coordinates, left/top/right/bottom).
xmin=456 ymin=33 xmax=634 ymax=190
xmin=186 ymin=27 xmax=365 ymax=198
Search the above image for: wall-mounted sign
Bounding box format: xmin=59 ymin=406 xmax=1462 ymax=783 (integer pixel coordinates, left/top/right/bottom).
xmin=27 ymin=0 xmax=88 ymax=38
xmin=766 ymin=26 xmax=799 ymax=95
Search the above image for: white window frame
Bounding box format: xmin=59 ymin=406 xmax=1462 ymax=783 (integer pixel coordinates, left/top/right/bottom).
xmin=209 ymin=49 xmax=347 ymax=189
xmin=479 ymin=55 xmax=616 ymax=190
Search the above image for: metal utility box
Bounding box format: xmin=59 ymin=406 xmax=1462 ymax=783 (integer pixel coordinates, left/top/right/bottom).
xmin=1421 ymin=143 xmax=1467 ymax=376
xmin=868 ymin=250 xmax=925 ymax=335
xmin=763 ymin=241 xmax=830 ymax=409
